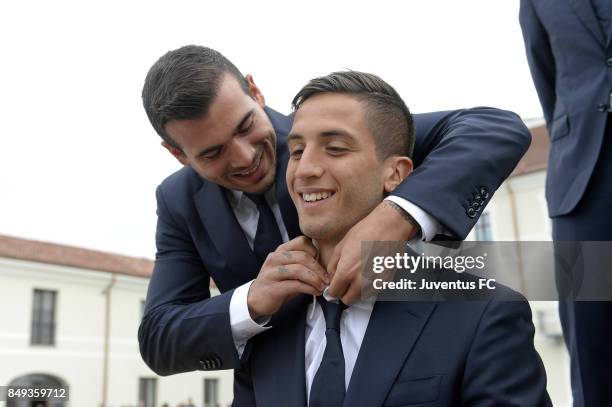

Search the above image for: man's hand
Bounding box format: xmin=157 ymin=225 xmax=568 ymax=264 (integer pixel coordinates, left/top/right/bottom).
xmin=247 ymin=236 xmax=328 ymax=320
xmin=327 ymin=201 xmax=420 ymax=304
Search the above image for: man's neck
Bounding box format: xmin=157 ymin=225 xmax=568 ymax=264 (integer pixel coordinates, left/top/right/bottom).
xmin=316 ymin=238 xmax=341 ymax=270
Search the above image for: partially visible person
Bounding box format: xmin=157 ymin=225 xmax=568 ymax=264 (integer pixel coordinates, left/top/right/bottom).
xmin=520 ymin=2 xmax=612 ymax=406
xmin=234 ymin=71 xmax=551 ymax=407
xmin=138 ymin=45 xmax=532 ymax=376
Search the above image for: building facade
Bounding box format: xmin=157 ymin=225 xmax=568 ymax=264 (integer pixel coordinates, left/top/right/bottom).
xmin=0 ymin=236 xmax=233 ymax=407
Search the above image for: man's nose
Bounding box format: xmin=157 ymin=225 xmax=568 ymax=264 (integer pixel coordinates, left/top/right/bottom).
xmin=229 ymin=138 xmax=256 ymax=168
xmin=294 ymin=148 xmax=324 ymax=179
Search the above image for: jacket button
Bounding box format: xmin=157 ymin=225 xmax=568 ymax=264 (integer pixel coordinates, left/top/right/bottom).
xmin=607 ymin=57 xmax=612 ymax=67
xmin=480 ymin=188 xmax=490 ymax=199
xmin=598 ymin=103 xmax=608 ymax=112
xmin=471 ymin=201 xmax=481 ymax=209
xmin=467 ymin=207 xmax=477 ymax=218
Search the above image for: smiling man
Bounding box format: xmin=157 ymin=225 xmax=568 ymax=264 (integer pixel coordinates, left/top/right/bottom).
xmin=138 ymin=45 xmax=532 ymax=376
xmin=162 ymin=74 xmax=277 ymax=194
xmin=235 ymin=71 xmax=550 ymax=407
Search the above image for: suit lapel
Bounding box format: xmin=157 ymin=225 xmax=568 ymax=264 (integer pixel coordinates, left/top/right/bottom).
xmin=568 ymin=0 xmax=607 ymax=47
xmin=343 ymin=301 xmax=437 ymax=407
xmin=194 ymin=181 xmax=259 ymax=282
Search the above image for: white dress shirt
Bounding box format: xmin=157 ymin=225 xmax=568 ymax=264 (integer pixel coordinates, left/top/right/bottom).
xmin=227 ymin=190 xmax=441 ymax=357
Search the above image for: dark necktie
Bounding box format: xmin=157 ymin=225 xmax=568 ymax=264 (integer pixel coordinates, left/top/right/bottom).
xmin=309 ymin=296 xmax=348 ymax=407
xmin=245 ymin=193 xmax=283 ymax=264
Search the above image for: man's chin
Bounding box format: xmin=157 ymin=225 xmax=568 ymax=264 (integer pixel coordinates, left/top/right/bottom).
xmin=299 ymin=222 xmax=334 ymax=242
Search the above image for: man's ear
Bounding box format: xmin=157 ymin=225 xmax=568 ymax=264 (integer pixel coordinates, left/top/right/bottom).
xmin=383 ymin=157 xmax=413 ymax=193
xmin=162 ymin=142 xmax=189 ymax=166
xmin=245 ymin=74 xmax=266 ymax=107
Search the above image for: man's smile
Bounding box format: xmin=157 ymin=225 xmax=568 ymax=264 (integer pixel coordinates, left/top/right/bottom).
xmin=296 ymin=188 xmax=337 ymax=208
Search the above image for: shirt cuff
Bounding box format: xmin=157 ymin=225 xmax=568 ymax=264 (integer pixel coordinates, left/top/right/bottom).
xmin=384 ymin=196 xmax=442 ymax=241
xmin=229 ymin=280 xmax=271 ymax=358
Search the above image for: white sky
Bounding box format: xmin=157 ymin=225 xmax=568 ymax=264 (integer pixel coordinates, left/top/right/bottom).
xmin=0 ymin=0 xmax=543 ymax=259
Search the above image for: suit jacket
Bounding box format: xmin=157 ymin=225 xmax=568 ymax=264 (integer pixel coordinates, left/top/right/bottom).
xmin=138 ymin=106 xmax=531 ymax=375
xmin=236 ymin=292 xmax=552 ymax=407
xmin=520 ymin=0 xmax=612 ymax=216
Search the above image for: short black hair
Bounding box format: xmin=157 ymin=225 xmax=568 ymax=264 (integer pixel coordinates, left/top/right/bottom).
xmin=142 ymin=45 xmax=249 ymax=149
xmin=292 ymin=71 xmax=414 ymax=159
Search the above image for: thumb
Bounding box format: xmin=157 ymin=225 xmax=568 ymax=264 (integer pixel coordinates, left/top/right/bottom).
xmin=327 ymin=240 xmax=344 ymax=279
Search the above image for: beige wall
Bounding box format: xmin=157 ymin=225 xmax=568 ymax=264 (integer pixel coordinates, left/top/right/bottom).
xmin=0 ymin=258 xmax=233 ymax=407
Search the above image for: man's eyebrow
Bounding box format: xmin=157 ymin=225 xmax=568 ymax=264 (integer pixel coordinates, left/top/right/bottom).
xmin=287 ymin=133 xmax=303 ymax=143
xmin=287 ymin=129 xmax=356 ymax=144
xmin=319 ymin=129 xmax=355 ymax=139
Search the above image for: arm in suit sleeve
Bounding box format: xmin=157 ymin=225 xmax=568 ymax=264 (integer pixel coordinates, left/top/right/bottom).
xmin=461 ymin=298 xmax=552 ymax=406
xmin=232 ymin=362 xmax=258 ymax=407
xmin=138 ymin=185 xmax=240 ymax=375
xmin=390 ymin=108 xmax=531 ymax=239
xmin=519 ymin=0 xmax=556 ymax=123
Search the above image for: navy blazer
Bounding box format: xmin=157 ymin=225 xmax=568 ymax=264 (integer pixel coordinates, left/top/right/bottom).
xmin=236 ymin=292 xmax=552 ymax=407
xmin=138 ymin=107 xmax=530 ymax=375
xmin=520 ymin=0 xmax=612 ymax=216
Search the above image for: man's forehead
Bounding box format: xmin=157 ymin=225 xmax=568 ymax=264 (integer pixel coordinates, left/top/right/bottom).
xmin=204 ymin=74 xmax=253 ymax=124
xmin=290 ymin=94 xmax=370 ymax=140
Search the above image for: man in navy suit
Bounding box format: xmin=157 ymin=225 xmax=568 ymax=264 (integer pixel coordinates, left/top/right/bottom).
xmin=520 ymin=2 xmax=612 ymax=405
xmin=138 ymin=45 xmax=531 ymax=376
xmin=235 ymin=71 xmax=551 ymax=407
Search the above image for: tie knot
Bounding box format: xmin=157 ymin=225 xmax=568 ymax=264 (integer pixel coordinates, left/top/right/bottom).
xmin=317 ymin=297 xmax=347 ymax=331
xmin=245 ymin=193 xmax=268 ymax=208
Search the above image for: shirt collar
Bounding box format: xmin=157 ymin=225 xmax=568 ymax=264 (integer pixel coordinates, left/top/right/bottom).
xmin=227 ymin=184 xmax=277 ymax=207
xmin=308 ymin=289 xmax=376 ymax=320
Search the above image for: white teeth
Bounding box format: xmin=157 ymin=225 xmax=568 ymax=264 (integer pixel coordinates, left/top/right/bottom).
xmin=302 ymin=191 xmax=333 ymax=202
xmin=234 ymin=154 xmax=261 ymax=176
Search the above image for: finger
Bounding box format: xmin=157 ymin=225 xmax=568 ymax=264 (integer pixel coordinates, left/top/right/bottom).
xmin=273 ymin=264 xmax=327 ymax=291
xmin=340 ymin=275 xmax=362 ymax=305
xmin=280 ymin=279 xmax=323 ymax=298
xmin=279 ymin=236 xmax=318 ymax=259
xmin=326 ymin=240 xmax=344 ymax=279
xmin=327 ymin=267 xmax=350 ymax=299
xmin=276 ymin=250 xmax=329 ymax=284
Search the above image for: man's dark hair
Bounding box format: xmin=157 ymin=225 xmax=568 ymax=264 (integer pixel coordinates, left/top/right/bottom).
xmin=292 ymin=71 xmax=415 ymax=159
xmin=142 ymin=45 xmax=249 ymax=149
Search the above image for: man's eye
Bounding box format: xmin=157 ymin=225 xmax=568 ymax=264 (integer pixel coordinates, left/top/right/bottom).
xmin=326 ymin=146 xmax=348 ymax=155
xmin=239 ymin=117 xmax=255 ymax=134
xmin=202 ymin=149 xmax=222 ymax=159
xmin=289 ymin=148 xmax=303 ymax=158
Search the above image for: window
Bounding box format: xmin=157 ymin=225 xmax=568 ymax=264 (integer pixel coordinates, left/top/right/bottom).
xmin=474 ymin=212 xmax=493 ymax=241
xmin=204 ymin=378 xmax=219 ymax=407
xmin=31 ymin=289 xmax=57 ymax=345
xmin=138 ymin=377 xmax=157 ymax=407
